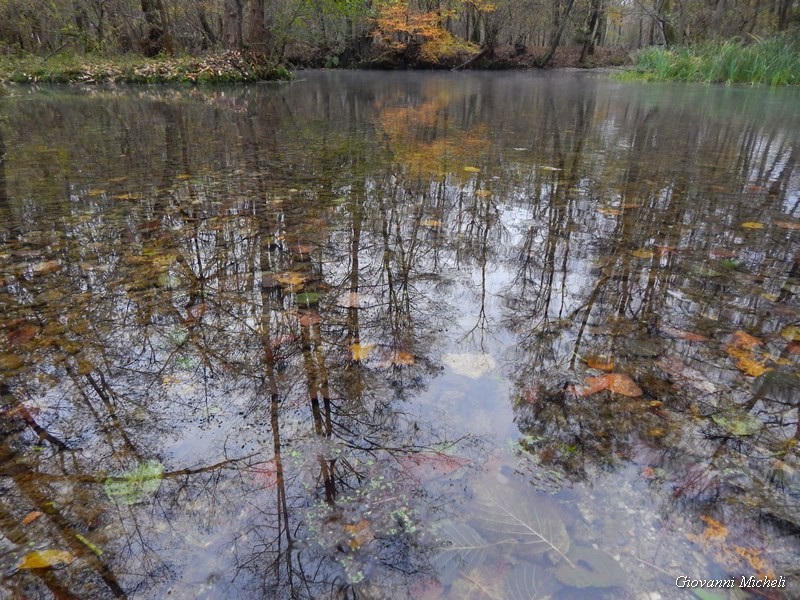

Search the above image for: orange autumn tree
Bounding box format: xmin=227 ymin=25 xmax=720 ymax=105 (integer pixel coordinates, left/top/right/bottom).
xmin=372 ymin=0 xmax=480 ymax=65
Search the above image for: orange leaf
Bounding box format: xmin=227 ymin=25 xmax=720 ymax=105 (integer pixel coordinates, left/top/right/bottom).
xmin=21 ymin=511 xmax=44 ymax=526
xmin=728 ymin=330 xmax=763 ymax=350
xmin=570 ymin=376 xmax=610 ymax=397
xmin=296 ymin=311 xmax=322 ymax=327
xmin=17 ymin=550 xmax=76 ymax=569
xmin=605 ymin=373 xmax=644 ymax=397
xmin=726 ymin=347 xmax=771 ymax=377
xmin=775 ymin=220 xmax=800 ymax=230
xmin=350 ymin=343 xmax=375 ymax=361
xmin=584 ymin=355 xmax=615 ymax=371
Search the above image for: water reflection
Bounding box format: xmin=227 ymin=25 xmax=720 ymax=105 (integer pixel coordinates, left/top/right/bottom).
xmin=0 ymin=73 xmax=799 ymax=598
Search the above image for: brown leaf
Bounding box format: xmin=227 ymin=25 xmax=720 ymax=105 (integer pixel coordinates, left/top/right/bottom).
xmin=295 ymin=311 xmax=322 ymax=327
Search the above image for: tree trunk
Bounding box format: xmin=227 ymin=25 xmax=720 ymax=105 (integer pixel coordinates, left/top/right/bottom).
xmin=247 ymin=0 xmax=268 ymax=50
xmin=536 ymin=0 xmax=576 ymax=67
xmin=224 ymin=0 xmax=243 ymax=50
xmin=579 ymin=0 xmax=603 ymax=64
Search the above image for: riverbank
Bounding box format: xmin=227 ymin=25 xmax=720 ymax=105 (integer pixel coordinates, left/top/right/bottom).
xmin=0 ymin=46 xmax=632 ymax=85
xmin=0 ymin=51 xmax=292 ymax=84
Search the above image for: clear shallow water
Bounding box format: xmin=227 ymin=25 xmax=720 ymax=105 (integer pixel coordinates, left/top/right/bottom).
xmin=0 ymin=71 xmax=799 ymax=599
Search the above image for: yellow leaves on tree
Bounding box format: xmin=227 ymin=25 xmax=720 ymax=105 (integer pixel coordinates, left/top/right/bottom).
xmin=686 ymin=515 xmax=775 ymax=581
xmin=373 ymin=1 xmax=479 ymax=64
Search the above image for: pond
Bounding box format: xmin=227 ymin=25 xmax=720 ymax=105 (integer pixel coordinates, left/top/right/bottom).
xmin=0 ymin=71 xmax=799 ymax=599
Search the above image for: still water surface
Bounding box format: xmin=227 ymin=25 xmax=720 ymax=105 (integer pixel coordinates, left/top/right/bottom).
xmin=1 ymin=71 xmax=799 ymax=599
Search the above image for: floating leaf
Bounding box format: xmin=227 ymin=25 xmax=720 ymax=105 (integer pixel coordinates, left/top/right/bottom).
xmin=740 ymin=222 xmax=764 ymax=229
xmin=296 ymin=311 xmax=322 ymax=327
xmin=432 ymin=522 xmax=489 ymax=585
xmin=775 ymin=220 xmax=800 ymax=230
xmin=103 ymin=460 xmax=164 ymax=505
xmin=20 ymin=511 xmax=43 ymax=526
xmin=17 ymin=549 xmax=76 ymax=569
xmin=350 ymin=343 xmax=375 ymax=361
xmin=780 ymin=325 xmax=800 ymax=342
xmin=725 ymin=347 xmax=770 ymax=377
xmin=631 ymin=248 xmax=654 ymax=259
xmin=295 ymin=292 xmax=321 ymax=306
xmin=381 ymin=350 xmax=415 ymax=367
xmin=584 ymin=355 xmax=614 ymax=371
xmin=274 ymin=271 xmax=306 ymax=288
xmin=463 ymin=166 xmax=481 ymax=173
xmin=442 ymin=353 xmax=496 ymax=379
xmin=729 ymin=330 xmax=763 ymax=349
xmin=712 ymin=410 xmax=763 ymax=436
xmin=420 ymin=219 xmax=442 ymax=228
xmin=553 ymin=546 xmax=626 ymax=589
xmin=573 ymin=374 xmax=642 ymax=397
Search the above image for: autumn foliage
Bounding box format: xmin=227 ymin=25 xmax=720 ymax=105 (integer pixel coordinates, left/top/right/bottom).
xmin=372 ymin=0 xmax=479 ymax=66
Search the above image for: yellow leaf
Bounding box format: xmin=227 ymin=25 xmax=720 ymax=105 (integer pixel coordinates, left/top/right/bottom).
xmin=597 ymin=207 xmax=622 ymax=216
xmin=780 ymin=325 xmax=800 ymax=342
xmin=350 ymin=343 xmax=375 ymax=361
xmin=420 ymin=219 xmax=442 ymax=228
xmin=462 ymin=166 xmax=480 ymax=173
xmin=726 ymin=347 xmax=771 ymax=377
xmin=274 ymin=272 xmax=306 ymax=288
xmin=631 ymin=248 xmax=655 ymax=259
xmin=18 ymin=549 xmax=76 ymax=569
xmin=740 ymin=222 xmax=764 ymax=229
xmin=475 ymin=189 xmax=492 ymax=198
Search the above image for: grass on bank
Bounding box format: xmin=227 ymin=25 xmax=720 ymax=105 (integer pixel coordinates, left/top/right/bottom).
xmin=620 ymin=36 xmax=800 ymax=85
xmin=0 ymin=51 xmax=293 ymax=84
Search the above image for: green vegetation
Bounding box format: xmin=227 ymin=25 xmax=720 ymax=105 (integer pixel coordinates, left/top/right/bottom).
xmin=0 ymin=51 xmax=292 ymax=84
xmin=623 ymin=36 xmax=800 ymax=86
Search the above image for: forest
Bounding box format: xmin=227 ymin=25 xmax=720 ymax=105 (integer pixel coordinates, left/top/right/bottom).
xmin=0 ymin=0 xmax=797 ymax=70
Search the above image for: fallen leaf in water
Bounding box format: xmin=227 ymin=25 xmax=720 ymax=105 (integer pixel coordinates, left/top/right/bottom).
xmin=726 ymin=347 xmax=771 ymax=377
xmin=21 ymin=511 xmax=44 ymax=526
xmin=631 ymin=248 xmax=655 ymax=259
xmin=787 ymin=341 xmax=800 ymax=355
xmin=274 ymin=272 xmax=306 ymax=288
xmin=780 ymin=325 xmax=800 ymax=342
xmin=728 ymin=330 xmax=763 ymax=350
xmin=659 ymin=324 xmax=709 ymax=342
xmin=344 ymin=520 xmax=374 ymax=550
xmin=17 ymin=549 xmax=76 ymax=569
xmin=350 ymin=343 xmax=375 ymax=361
xmin=584 ymin=355 xmax=615 ymax=371
xmin=396 ymin=452 xmax=470 ymax=482
xmin=574 ymin=373 xmax=643 ymax=397
xmin=463 ymin=166 xmax=480 ymax=173
xmin=474 ymin=189 xmax=492 ymax=198
xmin=420 ymin=218 xmax=442 ymax=228
xmin=686 ymin=515 xmax=775 ymax=581
xmin=540 ymin=165 xmax=561 ymax=171
xmin=740 ymin=222 xmax=764 ymax=229
xmin=597 ymin=207 xmax=622 ymax=216
xmin=295 ymin=311 xmax=322 ymax=327
xmin=775 ymin=220 xmax=800 ymax=230
xmin=381 ymin=350 xmax=415 ymax=367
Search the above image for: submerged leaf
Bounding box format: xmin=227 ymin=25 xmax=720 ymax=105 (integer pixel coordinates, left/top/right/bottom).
xmin=507 ymin=565 xmax=559 ymax=600
xmin=711 ymin=411 xmax=762 ymax=436
xmin=17 ymin=549 xmax=76 ymax=569
xmin=780 ymin=325 xmax=800 ymax=342
xmin=432 ymin=522 xmax=489 ymax=585
xmin=463 ymin=166 xmax=481 ymax=173
xmin=553 ymin=546 xmax=626 ymax=589
xmin=584 ymin=355 xmax=615 ymax=371
xmin=740 ymin=222 xmax=764 ymax=229
xmin=103 ymin=460 xmax=164 ymax=505
xmin=20 ymin=511 xmax=43 ymax=526
xmin=573 ymin=374 xmax=642 ymax=398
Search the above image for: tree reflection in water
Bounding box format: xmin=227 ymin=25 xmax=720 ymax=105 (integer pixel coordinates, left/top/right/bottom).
xmin=0 ymin=73 xmax=798 ymax=598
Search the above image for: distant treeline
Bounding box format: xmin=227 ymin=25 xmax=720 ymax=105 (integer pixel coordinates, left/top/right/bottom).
xmin=0 ymin=0 xmax=797 ymax=68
